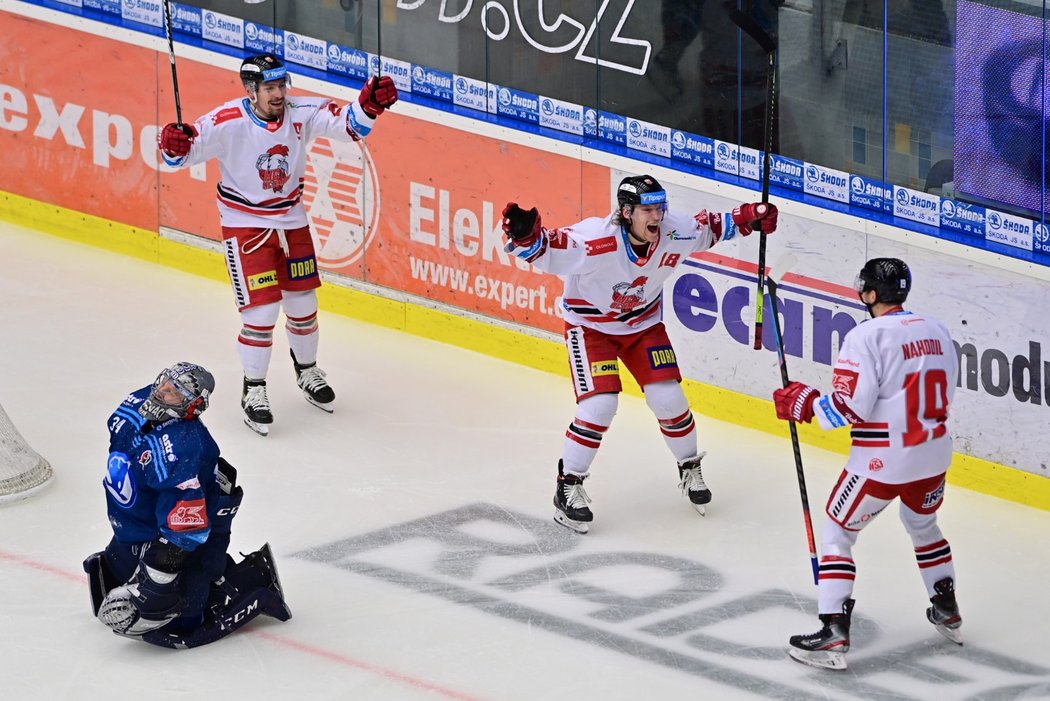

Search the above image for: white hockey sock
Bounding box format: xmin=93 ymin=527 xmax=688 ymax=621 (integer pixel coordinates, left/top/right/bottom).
xmin=645 ymin=381 xmax=697 ymax=462
xmin=283 ymin=290 xmax=320 ymax=365
xmin=562 ymin=393 xmax=618 ymax=475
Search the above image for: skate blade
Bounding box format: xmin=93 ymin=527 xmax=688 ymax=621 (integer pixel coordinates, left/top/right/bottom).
xmin=244 ymin=418 xmax=270 ymax=436
xmin=690 ymin=502 xmax=707 ymax=517
xmin=553 ymin=511 xmax=589 ymax=534
xmin=304 ymin=395 xmax=335 ymax=413
xmin=933 ymin=623 xmax=963 ymax=645
xmin=788 ymin=647 xmax=847 ymax=670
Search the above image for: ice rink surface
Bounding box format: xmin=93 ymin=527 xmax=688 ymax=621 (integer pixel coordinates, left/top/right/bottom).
xmin=2 ymin=223 xmax=1049 ymax=700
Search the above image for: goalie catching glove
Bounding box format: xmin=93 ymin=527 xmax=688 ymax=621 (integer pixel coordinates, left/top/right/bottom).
xmin=773 ymin=381 xmax=821 ymax=424
xmin=97 ymin=539 xmax=186 ymax=637
xmin=731 ymin=202 xmax=779 ymax=235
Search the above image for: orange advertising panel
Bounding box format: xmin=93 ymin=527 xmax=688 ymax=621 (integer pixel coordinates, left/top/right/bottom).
xmin=0 ymin=11 xmax=162 ymax=231
xmin=1 ymin=9 xmax=612 ymax=333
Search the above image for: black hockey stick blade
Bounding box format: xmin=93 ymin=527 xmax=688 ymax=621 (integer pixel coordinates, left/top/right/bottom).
xmin=728 ymin=7 xmax=777 ymax=53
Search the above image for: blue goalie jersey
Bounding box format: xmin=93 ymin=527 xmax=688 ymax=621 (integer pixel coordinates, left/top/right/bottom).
xmin=103 ymin=387 xmax=221 ymax=551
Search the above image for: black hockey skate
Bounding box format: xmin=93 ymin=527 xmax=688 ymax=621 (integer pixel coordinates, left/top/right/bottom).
xmin=788 ymin=599 xmax=854 ymax=671
xmin=678 ymin=452 xmax=711 ymax=516
xmin=554 ymin=460 xmax=593 ymax=534
xmin=291 ymin=350 xmax=335 ymax=413
xmin=241 ymin=377 xmax=273 ymax=437
xmin=926 ymin=577 xmax=963 ymax=645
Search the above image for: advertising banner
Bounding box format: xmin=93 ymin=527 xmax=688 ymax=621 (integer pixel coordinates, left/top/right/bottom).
xmin=3 ymin=7 xmax=1049 ymax=478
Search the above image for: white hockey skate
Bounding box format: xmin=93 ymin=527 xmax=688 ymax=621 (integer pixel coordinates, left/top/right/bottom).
xmin=553 ymin=460 xmax=593 ymax=534
xmin=241 ymin=379 xmax=273 ymax=437
xmin=678 ymin=452 xmax=711 ymax=516
xmin=292 ymin=351 xmax=335 ymax=413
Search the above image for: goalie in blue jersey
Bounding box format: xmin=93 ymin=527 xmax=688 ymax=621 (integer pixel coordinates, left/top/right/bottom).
xmin=83 ymin=362 xmax=291 ymax=648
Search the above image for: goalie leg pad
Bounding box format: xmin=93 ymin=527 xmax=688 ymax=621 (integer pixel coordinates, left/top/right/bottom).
xmin=84 ymin=551 xmax=121 ymax=616
xmin=141 ymin=586 xmax=289 ymax=649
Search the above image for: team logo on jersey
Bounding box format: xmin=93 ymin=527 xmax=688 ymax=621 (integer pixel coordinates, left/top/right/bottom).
xmin=138 ymin=450 xmax=152 ymax=467
xmin=611 ymin=276 xmax=647 ymax=312
xmin=868 ymin=457 xmax=884 ymax=472
xmin=832 ymin=368 xmax=859 ymax=397
xmin=104 ymin=452 xmax=136 ymax=508
xmin=256 ymin=144 xmax=292 ymax=193
xmin=293 ymin=122 xmax=303 ymax=138
xmin=168 ymin=499 xmax=208 ymax=530
xmin=303 ymin=137 xmax=381 ymax=268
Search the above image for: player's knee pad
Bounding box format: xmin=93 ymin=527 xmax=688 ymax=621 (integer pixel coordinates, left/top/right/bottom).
xmin=643 ymin=380 xmax=689 ymax=417
xmin=240 ymin=300 xmax=282 ymax=328
xmin=577 ymin=392 xmax=618 ymax=427
xmin=281 ymin=288 xmax=319 ymax=317
xmin=821 ymin=516 xmax=859 ymax=554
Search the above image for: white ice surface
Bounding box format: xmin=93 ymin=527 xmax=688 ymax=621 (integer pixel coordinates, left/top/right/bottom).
xmin=1 ymin=224 xmax=1048 ymax=700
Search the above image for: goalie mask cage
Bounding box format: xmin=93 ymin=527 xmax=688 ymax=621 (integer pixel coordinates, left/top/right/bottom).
xmin=0 ymin=403 xmax=53 ymax=504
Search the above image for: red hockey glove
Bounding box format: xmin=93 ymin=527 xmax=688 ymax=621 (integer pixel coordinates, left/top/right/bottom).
xmin=159 ymin=123 xmax=197 ymax=158
xmin=359 ymin=75 xmax=398 ymax=118
xmin=731 ymin=202 xmax=779 ymax=235
xmin=773 ymin=381 xmax=820 ymax=423
xmin=501 ymin=202 xmax=542 ymax=247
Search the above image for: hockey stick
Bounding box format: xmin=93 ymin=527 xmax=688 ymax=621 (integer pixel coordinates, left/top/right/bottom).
xmin=766 ymin=258 xmax=819 ymax=586
xmin=162 ymin=0 xmax=184 ymax=126
xmin=728 ymin=8 xmax=778 ymax=351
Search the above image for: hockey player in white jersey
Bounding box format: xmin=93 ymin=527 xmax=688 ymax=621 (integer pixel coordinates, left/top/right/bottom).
xmin=158 ymin=54 xmax=398 ymax=435
xmin=773 ymin=258 xmax=963 ymax=670
xmin=503 ymin=175 xmax=778 ymax=532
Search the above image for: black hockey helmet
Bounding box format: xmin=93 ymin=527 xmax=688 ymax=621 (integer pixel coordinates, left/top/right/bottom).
xmin=854 ymin=258 xmax=911 ymax=304
xmin=240 ymin=53 xmax=288 ymax=88
xmin=616 ymin=174 xmax=667 ymax=210
xmin=138 ymin=362 xmax=216 ymax=422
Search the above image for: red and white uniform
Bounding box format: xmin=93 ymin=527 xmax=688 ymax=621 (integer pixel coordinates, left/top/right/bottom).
xmin=810 ymin=309 xmax=961 ymax=616
xmin=163 ymin=97 xmax=377 ymax=311
xmin=514 ymin=208 xmax=741 ymax=336
xmin=164 ymin=96 xmax=377 ymax=229
xmin=814 ymin=309 xmax=958 ymax=484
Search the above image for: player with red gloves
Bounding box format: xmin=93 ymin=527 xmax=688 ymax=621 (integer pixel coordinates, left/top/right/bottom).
xmin=502 ymin=174 xmax=778 ymax=532
xmin=772 ymin=258 xmax=963 ymax=670
xmin=157 ymin=54 xmax=397 ymax=436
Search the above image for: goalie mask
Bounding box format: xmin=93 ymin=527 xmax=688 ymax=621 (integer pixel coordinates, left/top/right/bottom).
xmin=138 ymin=362 xmax=215 ymax=422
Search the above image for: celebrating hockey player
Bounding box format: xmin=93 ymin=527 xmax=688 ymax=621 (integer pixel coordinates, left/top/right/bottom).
xmin=158 ymin=54 xmax=398 ymax=435
xmin=502 ymin=175 xmax=778 ymax=532
xmin=84 ymin=363 xmax=291 ymax=648
xmin=773 ymin=259 xmax=963 ymax=670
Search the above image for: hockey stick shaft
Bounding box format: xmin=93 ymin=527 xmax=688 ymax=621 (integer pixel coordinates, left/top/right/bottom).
xmin=163 ymin=0 xmax=184 ymax=126
xmin=767 ymin=277 xmax=820 ymax=586
xmin=729 ymin=8 xmax=778 ymax=351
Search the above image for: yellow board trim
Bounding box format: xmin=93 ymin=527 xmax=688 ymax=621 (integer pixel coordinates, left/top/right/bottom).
xmin=3 ymin=190 xmax=1048 ymax=511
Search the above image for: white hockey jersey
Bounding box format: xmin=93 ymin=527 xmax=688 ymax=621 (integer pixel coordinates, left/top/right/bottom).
xmin=163 ymin=96 xmax=377 ymax=230
xmin=508 ymin=208 xmax=744 ymax=335
xmin=813 ymin=310 xmax=958 ymax=484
